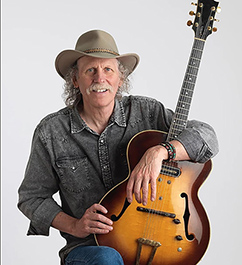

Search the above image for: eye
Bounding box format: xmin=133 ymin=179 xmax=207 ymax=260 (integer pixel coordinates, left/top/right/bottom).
xmin=87 ymin=68 xmax=94 ymax=73
xmin=105 ymin=67 xmax=112 ymax=72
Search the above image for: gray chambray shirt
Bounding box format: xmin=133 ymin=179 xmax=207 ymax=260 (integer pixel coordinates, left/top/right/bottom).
xmin=18 ymin=95 xmax=219 ymax=261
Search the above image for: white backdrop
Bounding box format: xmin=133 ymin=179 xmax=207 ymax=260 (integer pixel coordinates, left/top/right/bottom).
xmin=2 ymin=0 xmax=242 ymax=264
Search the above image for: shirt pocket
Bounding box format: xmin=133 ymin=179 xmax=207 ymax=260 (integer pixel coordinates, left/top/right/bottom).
xmin=56 ymin=156 xmax=91 ymax=193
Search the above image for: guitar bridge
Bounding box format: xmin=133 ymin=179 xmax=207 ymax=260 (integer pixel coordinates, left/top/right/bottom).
xmin=136 ymin=238 xmax=161 ymax=265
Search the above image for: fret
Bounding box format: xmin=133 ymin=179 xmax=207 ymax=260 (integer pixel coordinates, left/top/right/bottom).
xmin=180 ymin=89 xmax=193 ymax=98
xmin=176 ymin=110 xmax=189 ymax=117
xmin=177 ymin=101 xmax=190 ymax=107
xmin=180 ymin=89 xmax=193 ymax=97
xmin=177 ymin=105 xmax=190 ymax=112
xmin=184 ymin=75 xmax=197 ymax=83
xmin=178 ymin=96 xmax=192 ymax=105
xmin=174 ymin=113 xmax=189 ymax=120
xmin=186 ymin=70 xmax=198 ymax=76
xmin=171 ymin=119 xmax=187 ymax=124
xmin=183 ymin=82 xmax=195 ymax=89
xmin=178 ymin=99 xmax=191 ymax=105
xmin=167 ymin=38 xmax=205 ymax=142
xmin=169 ymin=127 xmax=184 ymax=133
xmin=189 ymin=57 xmax=201 ymax=67
xmin=191 ymin=51 xmax=202 ymax=60
xmin=172 ymin=121 xmax=187 ymax=127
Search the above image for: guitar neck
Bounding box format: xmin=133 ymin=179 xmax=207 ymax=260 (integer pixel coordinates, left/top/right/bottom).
xmin=167 ymin=38 xmax=205 ymax=142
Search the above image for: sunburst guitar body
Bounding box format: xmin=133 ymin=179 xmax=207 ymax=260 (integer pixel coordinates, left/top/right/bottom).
xmin=96 ymin=130 xmax=211 ymax=265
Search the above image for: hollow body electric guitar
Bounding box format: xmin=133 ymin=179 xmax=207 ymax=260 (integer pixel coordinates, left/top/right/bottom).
xmin=95 ymin=1 xmax=220 ymax=264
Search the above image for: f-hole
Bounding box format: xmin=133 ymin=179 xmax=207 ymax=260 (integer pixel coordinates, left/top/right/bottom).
xmin=181 ymin=192 xmax=194 ymax=241
xmin=110 ymin=198 xmax=131 ymax=221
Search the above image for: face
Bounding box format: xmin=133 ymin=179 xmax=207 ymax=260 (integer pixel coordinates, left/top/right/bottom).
xmin=73 ymin=56 xmax=123 ymax=111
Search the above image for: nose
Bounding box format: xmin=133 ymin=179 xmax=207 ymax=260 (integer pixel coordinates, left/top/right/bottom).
xmin=93 ymin=68 xmax=105 ymax=83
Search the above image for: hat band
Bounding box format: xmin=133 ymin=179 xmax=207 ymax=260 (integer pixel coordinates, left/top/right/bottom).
xmin=84 ymin=48 xmax=119 ymax=56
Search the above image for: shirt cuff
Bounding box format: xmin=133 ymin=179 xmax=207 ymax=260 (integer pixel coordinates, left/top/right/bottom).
xmin=26 ymin=198 xmax=63 ymax=236
xmin=176 ymin=127 xmax=213 ymax=163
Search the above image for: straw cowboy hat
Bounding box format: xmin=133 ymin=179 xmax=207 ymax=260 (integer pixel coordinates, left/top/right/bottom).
xmin=55 ymin=29 xmax=140 ymax=79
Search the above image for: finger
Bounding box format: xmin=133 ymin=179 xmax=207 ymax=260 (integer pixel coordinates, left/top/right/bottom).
xmin=141 ymin=177 xmax=149 ymax=206
xmin=91 ymin=220 xmax=113 ymax=232
xmin=126 ymin=176 xmax=135 ymax=203
xmin=89 ymin=204 xmax=113 ymax=226
xmin=150 ymin=177 xmax=157 ymax=202
xmin=83 ymin=219 xmax=112 ymax=235
xmin=133 ymin=174 xmax=142 ymax=204
xmin=96 ymin=212 xmax=113 ymax=226
xmin=91 ymin=203 xmax=108 ymax=214
xmin=91 ymin=225 xmax=113 ymax=235
xmin=88 ymin=212 xmax=114 ymax=235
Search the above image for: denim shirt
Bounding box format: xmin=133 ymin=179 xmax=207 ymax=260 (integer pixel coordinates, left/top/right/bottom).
xmin=18 ymin=95 xmax=219 ymax=261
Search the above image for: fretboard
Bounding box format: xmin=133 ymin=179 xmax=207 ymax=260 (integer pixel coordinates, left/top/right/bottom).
xmin=167 ymin=38 xmax=205 ymax=142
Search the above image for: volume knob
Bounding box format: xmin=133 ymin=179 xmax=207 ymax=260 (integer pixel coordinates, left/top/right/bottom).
xmin=173 ymin=219 xmax=181 ymax=224
xmin=175 ymin=235 xmax=183 ymax=241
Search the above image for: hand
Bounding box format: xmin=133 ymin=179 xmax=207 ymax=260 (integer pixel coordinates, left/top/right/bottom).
xmin=70 ymin=204 xmax=113 ymax=238
xmin=126 ymin=145 xmax=168 ymax=206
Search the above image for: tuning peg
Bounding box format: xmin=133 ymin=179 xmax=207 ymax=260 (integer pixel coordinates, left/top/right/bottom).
xmin=187 ymin=20 xmax=193 ymax=26
xmin=217 ymin=7 xmax=222 ymax=13
xmin=212 ymin=27 xmax=218 ymax=32
xmin=191 ymin=2 xmax=197 ymax=6
xmin=189 ymin=11 xmax=196 ymax=16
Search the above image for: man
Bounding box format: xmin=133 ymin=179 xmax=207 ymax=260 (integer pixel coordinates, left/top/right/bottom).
xmin=18 ymin=30 xmax=219 ymax=265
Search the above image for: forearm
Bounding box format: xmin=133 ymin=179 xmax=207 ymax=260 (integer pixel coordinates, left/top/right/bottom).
xmin=166 ymin=140 xmax=191 ymax=161
xmin=51 ymin=211 xmax=77 ymax=236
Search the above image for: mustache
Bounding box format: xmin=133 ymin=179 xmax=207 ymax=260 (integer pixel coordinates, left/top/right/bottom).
xmin=86 ymin=83 xmax=114 ymax=95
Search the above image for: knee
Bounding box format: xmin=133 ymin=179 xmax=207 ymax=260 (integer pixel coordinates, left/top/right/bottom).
xmin=97 ymin=247 xmax=124 ymax=265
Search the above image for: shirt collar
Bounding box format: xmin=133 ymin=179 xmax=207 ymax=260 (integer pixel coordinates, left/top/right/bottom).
xmin=70 ymin=98 xmax=126 ymax=134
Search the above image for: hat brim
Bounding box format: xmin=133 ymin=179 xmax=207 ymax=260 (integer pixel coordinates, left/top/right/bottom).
xmin=55 ymin=50 xmax=139 ymax=79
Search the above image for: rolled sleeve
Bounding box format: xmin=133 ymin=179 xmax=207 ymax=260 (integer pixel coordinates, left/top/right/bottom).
xmin=176 ymin=120 xmax=219 ymax=163
xmin=18 ymin=127 xmax=63 ymax=236
xmin=27 ymin=199 xmax=63 ymax=236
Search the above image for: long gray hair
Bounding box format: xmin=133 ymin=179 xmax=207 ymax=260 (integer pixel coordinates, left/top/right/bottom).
xmin=63 ymin=59 xmax=131 ymax=108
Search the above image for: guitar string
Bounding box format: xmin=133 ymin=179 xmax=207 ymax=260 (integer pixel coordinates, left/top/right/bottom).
xmin=150 ymin=163 xmax=175 ymax=245
xmin=150 ymin=168 xmax=169 ymax=243
xmin=147 ymin=171 xmax=165 ymax=241
xmin=142 ymin=163 xmax=168 ymax=243
xmin=169 ymin=40 xmax=204 ymax=140
xmin=141 ymin=177 xmax=161 ymax=241
xmin=141 ymin=175 xmax=162 ymax=240
xmin=141 ymin=39 xmax=204 ymax=247
xmin=141 ymin=169 xmax=161 ymax=239
xmin=141 ymin=144 xmax=173 ymax=241
xmin=154 ymin=162 xmax=176 ymax=242
xmin=169 ymin=53 xmax=202 ymax=139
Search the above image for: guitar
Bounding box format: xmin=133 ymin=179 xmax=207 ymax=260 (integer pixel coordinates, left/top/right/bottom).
xmin=95 ymin=1 xmax=220 ymax=264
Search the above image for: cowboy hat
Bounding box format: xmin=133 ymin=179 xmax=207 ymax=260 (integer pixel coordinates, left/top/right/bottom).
xmin=55 ymin=29 xmax=140 ymax=79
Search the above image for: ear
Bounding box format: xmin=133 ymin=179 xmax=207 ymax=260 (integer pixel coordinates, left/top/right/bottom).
xmin=118 ymin=79 xmax=123 ymax=88
xmin=72 ymin=76 xmax=78 ymax=88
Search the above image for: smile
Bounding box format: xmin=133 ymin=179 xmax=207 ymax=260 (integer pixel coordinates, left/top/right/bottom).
xmin=92 ymin=88 xmax=108 ymax=93
xmin=86 ymin=84 xmax=114 ymax=95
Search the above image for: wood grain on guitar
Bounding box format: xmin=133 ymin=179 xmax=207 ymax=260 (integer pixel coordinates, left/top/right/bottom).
xmin=95 ymin=1 xmax=220 ymax=264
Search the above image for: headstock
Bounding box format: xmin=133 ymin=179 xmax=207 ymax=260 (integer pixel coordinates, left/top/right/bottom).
xmin=187 ymin=0 xmax=221 ymax=40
